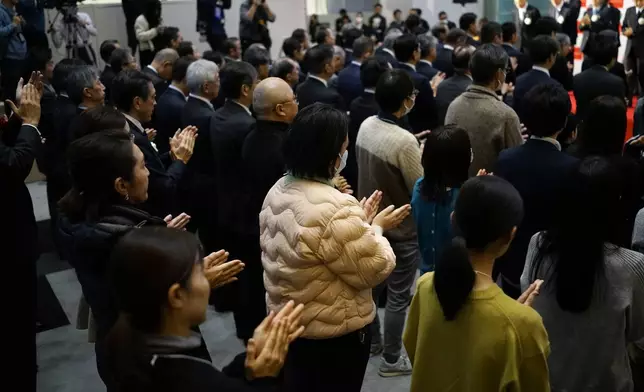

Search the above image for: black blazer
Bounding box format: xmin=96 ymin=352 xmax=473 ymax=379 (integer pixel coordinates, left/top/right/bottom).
xmin=46 ymin=96 xmax=80 ymax=203
xmin=337 ymin=62 xmax=362 ymax=110
xmin=347 ymin=91 xmax=379 ymax=191
xmin=513 ymin=4 xmax=541 ymax=49
xmin=580 ymin=4 xmax=621 ymax=53
xmin=573 ymin=65 xmax=626 ymax=121
xmin=623 ymin=6 xmax=644 ymax=60
xmin=181 ymin=96 xmax=216 ymax=178
xmin=296 ymin=76 xmax=345 ymax=111
xmin=100 ymin=65 xmax=116 ymax=104
xmin=127 ymin=117 xmax=186 ymax=217
xmin=142 ymin=66 xmax=169 ymax=98
xmin=375 ymin=47 xmax=398 ymax=69
xmin=503 ymin=43 xmax=532 ymax=84
xmin=494 ymin=139 xmax=579 ymax=288
xmin=368 ymin=13 xmax=387 ymax=42
xmin=210 ymin=100 xmax=256 ymax=234
xmin=154 ymin=87 xmax=187 ymax=153
xmin=416 ymin=60 xmax=439 ymax=80
xmin=435 ymin=74 xmax=472 ymax=125
xmin=433 ymin=46 xmax=454 ymax=78
xmin=550 ymin=1 xmax=581 ymax=50
xmin=398 ymin=63 xmax=439 ymax=132
xmin=513 ymin=69 xmax=563 ymax=120
xmin=549 ymin=55 xmax=574 ymax=91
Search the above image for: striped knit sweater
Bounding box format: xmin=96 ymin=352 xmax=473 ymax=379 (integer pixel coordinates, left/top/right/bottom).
xmin=356 ymin=115 xmax=423 ymax=242
xmin=521 ymin=233 xmax=644 ymax=392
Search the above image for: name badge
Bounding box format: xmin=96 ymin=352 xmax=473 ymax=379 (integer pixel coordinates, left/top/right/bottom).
xmin=557 ymin=15 xmax=564 ymax=24
xmin=591 ymin=14 xmax=600 ymax=22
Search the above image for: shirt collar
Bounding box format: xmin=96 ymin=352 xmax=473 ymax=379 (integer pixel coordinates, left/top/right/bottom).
xmin=555 ymin=3 xmax=563 ymax=12
xmin=532 ymin=65 xmax=550 ymax=76
xmin=518 ymin=5 xmax=528 ymax=12
xmin=228 ymin=99 xmax=252 ymax=116
xmin=382 ymin=48 xmax=396 ymax=57
xmin=377 ymin=110 xmax=405 ymax=128
xmin=443 ymin=44 xmax=454 ymax=51
xmin=364 ymin=88 xmax=375 ymax=94
xmin=168 ymin=84 xmax=187 ymax=99
xmin=351 ymin=60 xmax=362 ymax=67
xmin=419 ymin=59 xmax=433 ymax=67
xmin=122 ymin=112 xmax=144 ymax=133
xmin=59 ymin=92 xmax=69 ymax=98
xmin=308 ymin=74 xmax=328 ymax=87
xmin=146 ymin=65 xmax=158 ymax=75
xmin=403 ymin=62 xmax=417 ymax=72
xmin=530 ymin=135 xmax=561 ymax=151
xmin=189 ymin=93 xmax=215 ymax=110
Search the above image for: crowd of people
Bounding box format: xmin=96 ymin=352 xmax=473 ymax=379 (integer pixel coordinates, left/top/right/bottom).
xmin=2 ymin=0 xmax=644 ymax=391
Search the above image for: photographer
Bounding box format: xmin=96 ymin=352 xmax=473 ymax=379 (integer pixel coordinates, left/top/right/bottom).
xmin=0 ymin=0 xmax=28 ymax=101
xmin=239 ymin=0 xmax=275 ymax=53
xmin=50 ymin=6 xmax=97 ymax=65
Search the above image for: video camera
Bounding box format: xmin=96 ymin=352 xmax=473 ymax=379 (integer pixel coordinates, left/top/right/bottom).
xmin=43 ymin=0 xmax=84 ymax=11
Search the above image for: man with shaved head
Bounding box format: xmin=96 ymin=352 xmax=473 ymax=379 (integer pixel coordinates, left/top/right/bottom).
xmin=238 ymin=77 xmax=298 ymax=341
xmin=143 ymin=48 xmax=180 ymax=98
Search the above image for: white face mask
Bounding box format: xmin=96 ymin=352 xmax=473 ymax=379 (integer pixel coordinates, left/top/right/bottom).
xmin=336 ymin=150 xmax=348 ymax=175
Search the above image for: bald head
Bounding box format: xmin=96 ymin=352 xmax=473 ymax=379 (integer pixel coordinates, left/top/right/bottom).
xmin=152 ymin=48 xmax=180 ymax=81
xmin=253 ymin=77 xmax=298 ymax=122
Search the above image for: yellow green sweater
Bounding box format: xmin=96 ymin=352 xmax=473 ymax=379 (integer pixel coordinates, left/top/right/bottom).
xmin=403 ymin=273 xmax=551 ymax=392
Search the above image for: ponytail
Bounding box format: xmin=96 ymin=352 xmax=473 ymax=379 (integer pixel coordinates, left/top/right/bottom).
xmin=434 ymin=237 xmax=476 ymax=321
xmin=104 ymin=314 xmax=153 ymax=391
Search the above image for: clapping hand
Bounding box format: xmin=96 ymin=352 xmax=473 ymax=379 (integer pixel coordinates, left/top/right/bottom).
xmin=145 ymin=128 xmax=157 ymax=141
xmin=518 ymin=280 xmax=544 ymax=307
xmin=476 ymin=169 xmax=493 ymax=176
xmin=372 ymin=204 xmax=411 ymax=231
xmin=520 ymin=123 xmax=529 ymax=141
xmin=170 ymin=126 xmax=198 ymax=164
xmin=359 ymin=190 xmax=382 ymax=224
xmin=7 ymin=73 xmax=43 ymax=126
xmin=164 ymin=213 xmax=191 ymax=230
xmin=203 ymin=249 xmax=245 ymax=288
xmin=430 ymin=72 xmax=445 ymax=96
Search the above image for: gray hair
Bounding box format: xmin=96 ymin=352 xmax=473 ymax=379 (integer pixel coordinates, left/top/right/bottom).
xmin=270 ymin=58 xmax=298 ymax=80
xmin=66 ymin=65 xmax=99 ymax=105
xmin=186 ymin=59 xmax=219 ymax=94
xmin=153 ymin=48 xmax=179 ymax=64
xmin=353 ymin=36 xmax=374 ymax=58
xmin=383 ymin=29 xmax=403 ymax=50
xmin=555 ymin=33 xmax=571 ymax=48
xmin=333 ymin=45 xmax=346 ymax=62
xmin=418 ymin=34 xmax=438 ymax=58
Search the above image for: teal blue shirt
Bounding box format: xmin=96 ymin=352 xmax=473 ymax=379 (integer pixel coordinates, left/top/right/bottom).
xmin=411 ymin=178 xmax=459 ymax=273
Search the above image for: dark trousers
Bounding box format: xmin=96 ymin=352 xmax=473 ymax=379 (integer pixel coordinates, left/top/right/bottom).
xmin=75 ymin=45 xmax=97 ymax=66
xmin=1 ymin=58 xmax=26 ymax=102
xmin=207 ymin=33 xmax=227 ymax=53
xmin=121 ymin=0 xmax=141 ymax=53
xmin=139 ymin=50 xmax=155 ymax=68
xmin=283 ymin=326 xmax=372 ymax=392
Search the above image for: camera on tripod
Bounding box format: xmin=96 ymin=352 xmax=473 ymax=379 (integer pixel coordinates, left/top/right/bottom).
xmin=43 ymin=0 xmax=85 ymax=11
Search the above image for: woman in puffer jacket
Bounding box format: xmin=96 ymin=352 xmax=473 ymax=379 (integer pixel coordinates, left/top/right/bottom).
xmin=260 ymin=103 xmax=411 ymax=392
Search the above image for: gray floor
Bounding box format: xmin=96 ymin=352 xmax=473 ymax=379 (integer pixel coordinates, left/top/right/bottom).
xmin=31 ymin=181 xmax=411 ymax=392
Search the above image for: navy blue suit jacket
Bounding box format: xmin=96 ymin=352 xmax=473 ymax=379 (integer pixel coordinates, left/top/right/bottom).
xmin=494 ymin=139 xmax=578 ymax=286
xmin=398 ymin=63 xmax=439 ymax=132
xmin=154 ymin=87 xmax=187 ymax=153
xmin=513 ymin=69 xmax=562 ymax=120
xmin=375 ymin=47 xmax=398 ymax=68
xmin=416 ymin=60 xmax=439 ymax=80
xmin=337 ymin=62 xmax=363 ymax=110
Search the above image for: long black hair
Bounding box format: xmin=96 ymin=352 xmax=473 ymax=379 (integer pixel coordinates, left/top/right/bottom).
xmin=420 ymin=125 xmax=471 ymax=203
xmin=530 ymin=156 xmax=620 ymax=312
xmin=142 ymin=0 xmax=162 ymax=28
xmin=434 ymin=176 xmax=523 ymax=320
xmin=572 ymin=95 xmax=626 ymax=158
xmin=59 ymin=130 xmax=136 ymax=223
xmin=106 ymin=227 xmax=204 ymax=390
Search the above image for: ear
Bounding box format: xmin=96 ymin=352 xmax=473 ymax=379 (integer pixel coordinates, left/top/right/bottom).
xmin=510 ymin=226 xmax=517 ymax=241
xmin=167 ymin=282 xmax=185 ymax=309
xmin=133 ymin=96 xmax=141 ymax=110
xmin=114 ymin=177 xmax=128 ymax=197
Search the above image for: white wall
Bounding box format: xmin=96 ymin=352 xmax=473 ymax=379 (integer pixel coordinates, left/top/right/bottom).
xmin=414 ymin=0 xmax=484 ymax=26
xmin=46 ymin=0 xmax=308 ymax=65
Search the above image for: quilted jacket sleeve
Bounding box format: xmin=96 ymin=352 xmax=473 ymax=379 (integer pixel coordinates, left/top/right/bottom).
xmin=316 ymin=203 xmax=396 ymax=291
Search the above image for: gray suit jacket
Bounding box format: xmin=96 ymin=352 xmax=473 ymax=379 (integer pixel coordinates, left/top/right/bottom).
xmin=436 ymin=74 xmax=472 ymax=125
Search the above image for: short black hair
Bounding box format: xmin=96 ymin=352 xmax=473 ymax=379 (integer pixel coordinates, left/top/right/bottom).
xmin=470 ymin=43 xmax=509 ymax=85
xmin=480 ymin=21 xmax=502 ymax=44
xmin=360 ymin=56 xmax=389 ymax=89
xmin=445 ymin=28 xmax=468 ymax=45
xmin=163 ymin=26 xmax=180 ymax=42
xmin=69 ymin=105 xmax=127 ymax=141
xmin=374 ymin=3 xmax=382 ymax=8
xmin=283 ymin=103 xmax=349 ymax=180
xmin=394 ymin=9 xmax=401 ymax=16
xmin=291 ymin=28 xmax=307 ymax=44
xmin=459 ymin=13 xmax=477 ymax=31
xmin=527 ymin=35 xmax=560 ymax=64
xmin=223 ymin=37 xmax=240 ymax=55
xmin=339 ymin=8 xmax=347 ymax=15
xmin=29 ymin=46 xmax=52 ymax=73
xmin=375 ymin=69 xmax=414 ymax=113
xmin=438 ymin=11 xmax=447 ymax=18
xmin=343 ymin=28 xmax=363 ymax=50
xmin=534 ymin=16 xmax=559 ymax=37
xmin=171 ymin=56 xmax=196 ymax=82
xmin=453 ymin=46 xmax=475 ymax=72
xmin=393 ymin=33 xmax=419 ymax=62
xmin=306 ymin=44 xmax=334 ymax=74
xmin=176 ymin=41 xmax=195 ymax=57
xmin=591 ymin=35 xmax=619 ymax=66
xmin=315 ymin=26 xmax=330 ymax=45
xmin=243 ymin=45 xmax=270 ymax=68
xmin=413 ymin=8 xmax=422 ymax=16
xmin=270 ymin=58 xmax=297 ymax=80
xmin=111 ymin=70 xmax=154 ymax=113
xmin=282 ymin=37 xmax=302 ymax=58
xmin=432 ymin=24 xmax=448 ymax=40
xmin=405 ymin=14 xmax=421 ymax=32
xmin=219 ymin=61 xmax=258 ymax=100
xmin=100 ymin=39 xmax=119 ymax=63
xmin=52 ymin=58 xmax=85 ymax=94
xmin=521 ymin=84 xmax=570 ymax=137
xmin=202 ymin=50 xmax=224 ymax=66
xmin=502 ymin=22 xmax=517 ymax=43
xmin=353 ymin=36 xmax=374 ymax=58
xmin=109 ymin=48 xmax=133 ymax=74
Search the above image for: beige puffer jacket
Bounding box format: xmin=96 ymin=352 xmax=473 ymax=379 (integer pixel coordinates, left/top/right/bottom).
xmin=260 ymin=176 xmax=396 ymax=339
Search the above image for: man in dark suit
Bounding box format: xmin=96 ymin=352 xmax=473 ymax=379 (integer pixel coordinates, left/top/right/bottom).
xmin=512 ymin=0 xmax=541 ymax=50
xmin=550 ymin=33 xmax=574 ymax=91
xmin=269 ymin=58 xmax=301 ymax=89
xmin=550 ymin=0 xmax=580 ymax=63
xmin=376 ymin=30 xmax=402 ymax=68
xmin=223 ymin=37 xmax=242 ymax=63
xmin=480 ymin=21 xmax=503 ymax=45
xmin=98 ymin=39 xmax=119 ymax=103
xmin=1 ymin=79 xmax=43 ymax=392
xmin=282 ymin=36 xmax=306 ymax=86
xmin=346 ymin=57 xmax=389 ymax=192
xmin=340 ymin=26 xmax=362 ymax=68
xmin=179 ymin=59 xmax=219 ymax=237
xmin=196 ymin=0 xmax=231 ymax=52
xmin=580 ymin=0 xmax=621 ymax=57
xmin=368 ymin=3 xmax=387 ymax=43
xmin=434 ymin=28 xmax=468 ymax=78
xmin=297 ymin=44 xmax=345 ymax=111
xmin=416 ymin=34 xmax=439 ymax=79
xmin=502 ymin=22 xmax=531 ymax=82
xmin=495 ymin=84 xmax=578 ymax=298
xmin=337 ymin=36 xmax=373 ymax=109
xmin=514 ymin=35 xmax=562 ymax=120
xmin=436 ymin=46 xmax=474 ymax=125
xmin=622 ymin=0 xmax=644 ymax=98
xmin=209 ymin=60 xmax=259 ymax=341
xmin=573 ymin=37 xmax=625 ymax=121
xmin=142 ymin=48 xmax=179 ymax=99
xmin=394 ymin=33 xmax=439 ymax=132
xmin=154 ymin=56 xmax=194 ymax=153
xmin=438 ymin=11 xmax=456 ymax=30
xmin=459 ymin=12 xmax=480 ymax=47
xmin=409 ymin=8 xmax=430 ymax=34
xmin=112 ymin=70 xmax=194 ymax=218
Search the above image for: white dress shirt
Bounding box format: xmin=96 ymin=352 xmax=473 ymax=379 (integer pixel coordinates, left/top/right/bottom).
xmin=229 ymin=99 xmax=252 ymax=116
xmin=532 ymin=65 xmax=550 ymax=76
xmin=517 ymin=5 xmax=528 ymax=21
xmin=188 ymin=93 xmax=215 ymax=110
xmin=308 ymin=74 xmax=328 ymax=87
xmin=168 ymin=84 xmax=187 ymax=100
